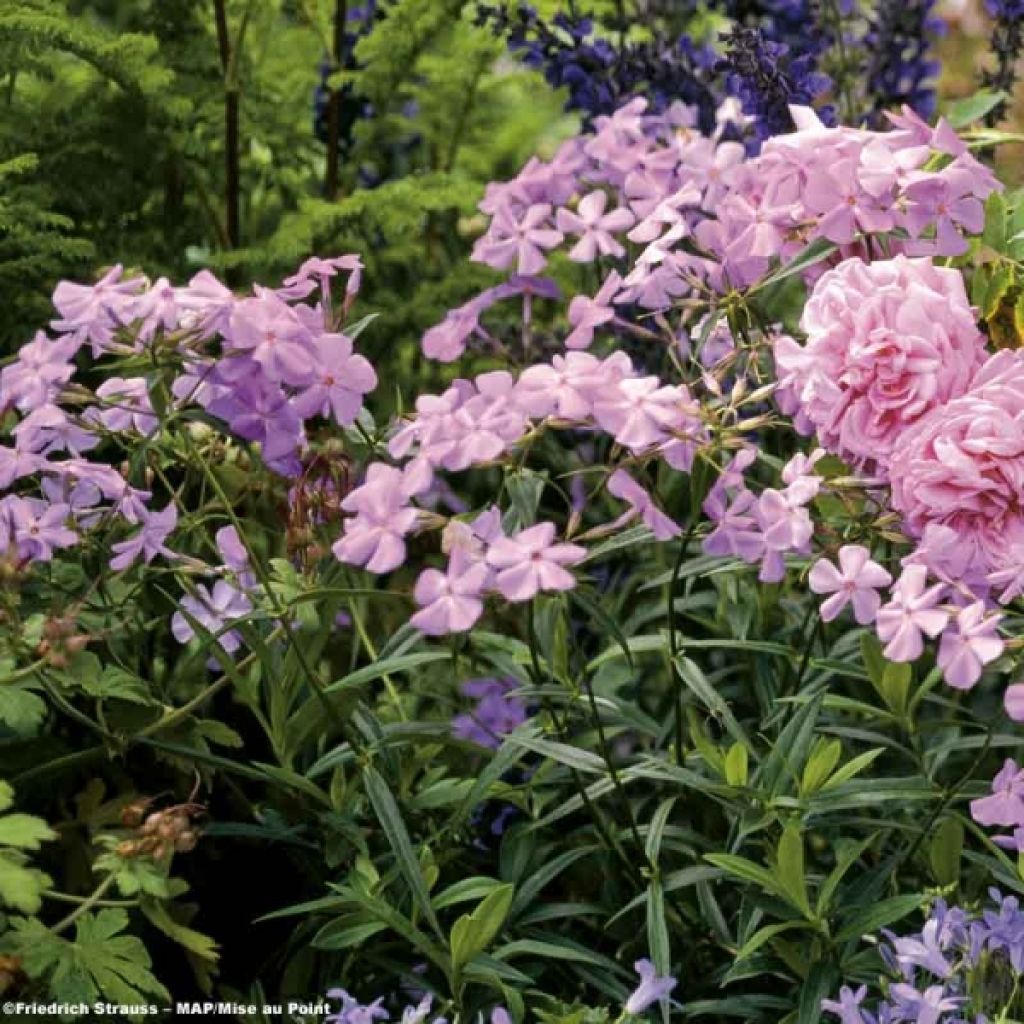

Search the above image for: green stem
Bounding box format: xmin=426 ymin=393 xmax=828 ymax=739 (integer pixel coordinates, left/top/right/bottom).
xmin=49 ymin=874 xmax=117 ymax=936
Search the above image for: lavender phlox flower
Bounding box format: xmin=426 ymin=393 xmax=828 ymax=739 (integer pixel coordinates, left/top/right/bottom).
xmin=109 ymin=503 xmax=178 ymax=571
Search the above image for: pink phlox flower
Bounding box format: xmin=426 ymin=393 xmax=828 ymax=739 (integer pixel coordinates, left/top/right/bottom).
xmin=215 ymin=524 xmax=257 ymax=589
xmin=801 ymin=158 xmax=895 ymax=243
xmin=515 ymin=351 xmax=633 ymax=421
xmin=58 ymin=462 xmax=150 ymax=523
xmin=50 ymin=264 xmax=146 ymax=353
xmin=0 ymin=495 xmax=77 ymax=562
xmin=626 ymin=184 xmax=700 ymax=245
xmin=420 ymin=278 xmax=558 ymax=363
xmin=566 ymin=270 xmax=623 ymax=350
xmin=903 ymin=524 xmax=990 ymax=596
xmin=332 ymin=463 xmax=423 ymax=574
xmin=485 ymin=522 xmax=586 ymax=601
xmin=875 ymin=565 xmax=950 ymax=663
xmin=593 ymin=377 xmax=695 ymax=452
xmin=109 ymin=503 xmax=178 ymax=571
xmin=937 ymin=599 xmax=1003 ymax=689
xmin=901 ymin=158 xmax=994 ymax=256
xmin=1 ymin=332 xmax=78 ymax=412
xmin=752 ymin=487 xmax=814 ymax=583
xmin=887 ymin=983 xmax=963 ymax=1022
xmin=703 ymin=488 xmax=764 ymax=563
xmin=292 ymin=333 xmax=377 ymax=425
xmin=473 ymin=203 xmax=563 ymax=276
xmin=555 ymin=190 xmax=635 ymax=261
xmin=171 ymin=579 xmax=253 ymax=654
xmin=388 ymin=383 xmax=470 ymax=466
xmin=280 ymin=254 xmax=362 ymax=306
xmin=607 ymin=469 xmax=680 ymax=541
xmin=441 ymin=372 xmax=530 ymax=471
xmin=970 ymin=759 xmax=1024 ymax=827
xmin=89 ymin=377 xmax=158 ymax=435
xmin=682 ymin=317 xmax=735 ymax=368
xmin=781 ymin=448 xmax=826 ymax=488
xmin=409 ymin=550 xmax=490 ymax=635
xmin=130 ymin=276 xmax=180 ymax=342
xmin=225 ymin=290 xmax=316 ymax=387
xmin=808 ymin=545 xmax=892 ymax=624
xmin=441 ymin=505 xmax=503 ymax=563
xmin=988 ymin=543 xmax=1024 ymax=604
xmin=39 ymin=472 xmax=103 ymax=528
xmin=174 ymin=269 xmax=235 ymax=338
xmin=13 ymin=404 xmax=98 ymax=456
xmin=0 ymin=446 xmax=39 ymax=490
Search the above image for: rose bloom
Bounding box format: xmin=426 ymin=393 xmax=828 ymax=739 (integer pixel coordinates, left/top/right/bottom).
xmin=774 ymin=256 xmax=985 ymax=472
xmin=888 ymin=350 xmax=1024 ymax=574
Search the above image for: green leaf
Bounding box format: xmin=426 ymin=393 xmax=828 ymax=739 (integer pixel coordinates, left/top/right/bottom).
xmin=816 ymin=836 xmax=877 ymax=915
xmin=325 ymin=652 xmax=451 ymax=694
xmin=800 ymin=739 xmax=841 ymax=796
xmin=139 ymin=898 xmax=220 ymax=963
xmin=929 ymin=818 xmax=964 ymax=888
xmin=879 ymin=661 xmax=912 ymax=717
xmin=946 ymin=89 xmax=1008 ymax=128
xmin=195 ymin=719 xmax=244 ymax=748
xmin=736 ymin=920 xmax=813 ymax=961
xmin=646 ymin=879 xmax=670 ymax=978
xmin=673 ymin=655 xmax=751 ymax=751
xmin=451 ymin=883 xmax=514 ymax=976
xmin=0 ymin=852 xmax=52 ymax=914
xmin=0 ymin=813 xmax=55 ymax=849
xmin=775 ymin=823 xmax=812 ymax=919
xmin=705 ymin=853 xmax=778 ymax=893
xmin=11 ymin=908 xmax=170 ymax=1006
xmin=0 ymin=684 xmax=46 ymax=734
xmin=363 ymin=766 xmax=443 ymax=939
xmin=433 ymin=876 xmax=505 ymax=911
xmin=312 ymin=918 xmax=388 ymax=950
xmin=835 ymin=894 xmax=924 ymax=943
xmin=724 ymin=743 xmax=749 ymax=787
xmin=860 ymin=634 xmax=886 ymax=687
xmin=752 ymin=237 xmax=837 ymax=292
xmin=984 ymin=191 xmax=1008 ymax=252
xmin=0 ymin=781 xmax=54 ymax=913
xmin=819 ymin=748 xmax=885 ymax=791
xmin=84 ymin=666 xmax=153 ymax=705
xmin=798 ymin=962 xmax=839 ymax=1024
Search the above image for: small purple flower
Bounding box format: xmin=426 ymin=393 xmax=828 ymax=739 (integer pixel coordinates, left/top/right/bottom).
xmin=451 ymin=678 xmax=528 ymax=749
xmin=625 ymin=958 xmax=677 ymax=1015
xmin=109 ymin=503 xmax=178 ymax=571
xmin=325 ymin=989 xmax=389 ymax=1024
xmin=821 ymin=985 xmax=869 ymax=1024
xmin=0 ymin=496 xmax=77 ymax=563
xmin=171 ymin=580 xmax=253 ymax=655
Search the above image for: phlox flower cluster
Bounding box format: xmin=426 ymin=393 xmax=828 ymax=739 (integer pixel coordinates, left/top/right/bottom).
xmin=823 ymin=893 xmax=1024 ymax=1023
xmin=331 ymin=350 xmax=709 ymax=635
xmin=423 ymin=97 xmax=997 ymax=367
xmin=0 ymin=256 xmax=375 ymax=661
xmin=702 ymin=447 xmax=824 ymax=584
